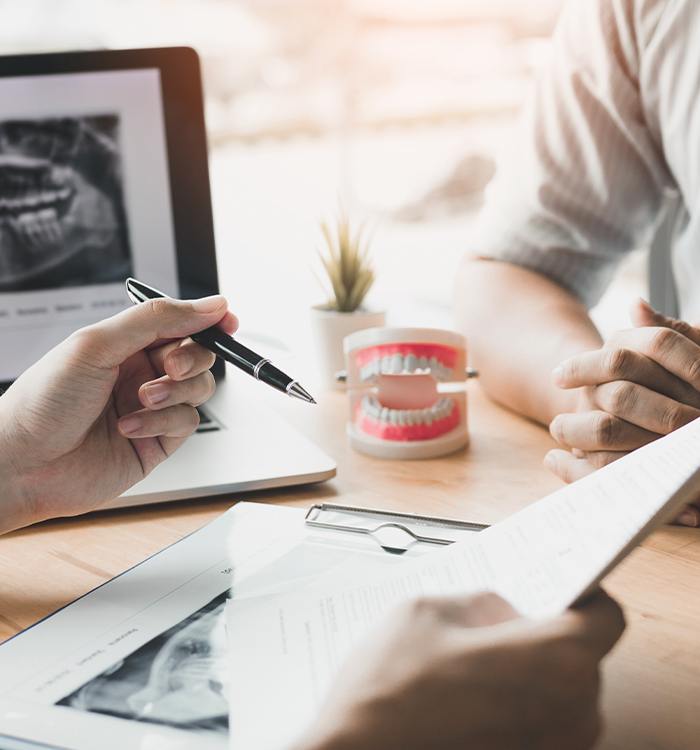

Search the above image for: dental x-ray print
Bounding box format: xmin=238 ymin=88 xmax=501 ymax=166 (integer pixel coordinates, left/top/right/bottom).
xmin=0 ymin=115 xmax=133 ymax=292
xmin=57 ymin=592 xmax=229 ymax=735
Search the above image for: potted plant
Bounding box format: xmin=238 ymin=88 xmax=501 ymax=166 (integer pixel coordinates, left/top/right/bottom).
xmin=311 ymin=211 xmax=386 ymax=389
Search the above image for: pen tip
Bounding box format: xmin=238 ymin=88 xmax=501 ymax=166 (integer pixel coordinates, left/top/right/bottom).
xmin=288 ymin=382 xmax=317 ymax=404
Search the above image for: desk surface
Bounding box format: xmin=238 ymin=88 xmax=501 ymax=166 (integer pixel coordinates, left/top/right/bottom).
xmin=1 ymin=386 xmax=699 ymax=750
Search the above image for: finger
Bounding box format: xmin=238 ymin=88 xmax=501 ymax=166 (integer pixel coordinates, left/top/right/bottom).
xmin=630 ymin=298 xmax=661 ymax=328
xmin=157 ymin=434 xmax=189 ymax=459
xmin=146 ymin=339 xmax=181 ymax=375
xmin=435 ymin=592 xmax=521 ymax=628
xmin=118 ymin=404 xmax=200 ymax=438
xmin=139 ymin=371 xmax=215 ymax=410
xmin=593 ymin=381 xmax=700 ymax=435
xmin=550 ymin=410 xmax=657 ymax=451
xmin=70 ymin=296 xmax=231 ymax=369
xmin=149 ymin=339 xmax=216 ymax=380
xmin=544 ymin=449 xmax=596 ymax=483
xmin=219 ymin=310 xmax=239 ymax=335
xmin=577 ymin=450 xmax=629 ymax=469
xmin=675 ymin=506 xmax=700 ymax=528
xmin=631 ymin=298 xmax=700 ymax=346
xmin=553 ymin=348 xmax=700 ymax=408
xmin=603 ymin=326 xmax=700 ymax=390
xmin=562 ymin=590 xmax=626 ymax=658
xmin=165 ymin=341 xmax=217 ymax=381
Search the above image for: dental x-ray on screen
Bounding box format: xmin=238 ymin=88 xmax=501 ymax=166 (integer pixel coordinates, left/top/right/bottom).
xmin=0 ymin=67 xmax=179 ymax=382
xmin=0 ymin=114 xmax=133 ymax=292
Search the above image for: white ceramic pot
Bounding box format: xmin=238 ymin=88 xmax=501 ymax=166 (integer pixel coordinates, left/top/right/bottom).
xmin=310 ymin=305 xmax=386 ymax=389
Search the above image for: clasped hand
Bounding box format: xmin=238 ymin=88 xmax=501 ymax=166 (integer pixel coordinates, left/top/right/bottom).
xmin=546 ymin=299 xmax=700 ymax=526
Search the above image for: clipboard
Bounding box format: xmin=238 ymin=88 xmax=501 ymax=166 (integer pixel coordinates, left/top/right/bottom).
xmin=304 ymin=503 xmax=488 ymax=554
xmin=0 ymin=501 xmax=487 ymax=750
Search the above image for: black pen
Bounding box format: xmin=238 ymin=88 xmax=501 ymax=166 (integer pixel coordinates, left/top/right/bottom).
xmin=125 ymin=277 xmax=316 ymax=404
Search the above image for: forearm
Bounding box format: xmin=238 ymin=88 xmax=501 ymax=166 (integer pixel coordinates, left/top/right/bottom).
xmin=454 ymin=258 xmax=602 ymax=424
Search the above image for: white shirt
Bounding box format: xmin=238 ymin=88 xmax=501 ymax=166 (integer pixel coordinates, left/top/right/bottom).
xmin=476 ymin=0 xmax=700 ymax=319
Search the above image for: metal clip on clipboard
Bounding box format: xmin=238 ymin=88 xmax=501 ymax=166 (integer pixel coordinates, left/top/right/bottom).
xmin=305 ymin=503 xmax=488 ymax=555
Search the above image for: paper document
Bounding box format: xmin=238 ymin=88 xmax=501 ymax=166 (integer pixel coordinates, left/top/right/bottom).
xmin=0 ymin=501 xmax=467 ymax=750
xmin=0 ymin=503 xmax=310 ymax=750
xmin=227 ymin=417 xmax=700 ymax=749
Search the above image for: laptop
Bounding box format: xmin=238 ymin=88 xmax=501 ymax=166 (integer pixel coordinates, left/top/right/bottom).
xmin=0 ymin=47 xmax=336 ymax=508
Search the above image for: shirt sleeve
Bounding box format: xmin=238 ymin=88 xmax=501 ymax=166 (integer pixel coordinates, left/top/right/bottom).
xmin=474 ymin=0 xmax=673 ymax=308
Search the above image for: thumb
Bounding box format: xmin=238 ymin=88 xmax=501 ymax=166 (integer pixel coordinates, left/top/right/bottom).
xmin=424 ymin=592 xmax=521 ymax=628
xmin=70 ymin=295 xmax=230 ymax=369
xmin=557 ymin=589 xmax=626 ymax=658
xmin=631 ymin=298 xmax=700 ymax=346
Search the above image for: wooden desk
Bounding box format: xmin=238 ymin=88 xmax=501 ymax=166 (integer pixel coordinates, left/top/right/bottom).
xmin=1 ymin=386 xmax=699 ymax=750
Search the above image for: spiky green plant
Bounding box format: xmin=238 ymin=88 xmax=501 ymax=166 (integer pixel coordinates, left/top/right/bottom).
xmin=318 ymin=212 xmax=375 ymax=313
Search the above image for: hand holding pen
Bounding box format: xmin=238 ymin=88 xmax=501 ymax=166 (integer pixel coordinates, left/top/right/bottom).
xmin=0 ymin=290 xmax=240 ymax=531
xmin=126 ymin=278 xmax=316 ymax=404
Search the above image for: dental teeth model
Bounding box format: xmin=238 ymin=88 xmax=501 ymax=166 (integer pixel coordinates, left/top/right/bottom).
xmin=344 ymin=327 xmax=470 ymax=459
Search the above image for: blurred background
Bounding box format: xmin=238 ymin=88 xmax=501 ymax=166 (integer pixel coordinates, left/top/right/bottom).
xmin=0 ymin=0 xmax=643 ymax=352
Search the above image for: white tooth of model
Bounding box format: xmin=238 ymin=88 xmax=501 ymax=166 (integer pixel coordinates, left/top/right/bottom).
xmin=380 ymin=407 xmax=390 ymax=423
xmin=405 ymin=354 xmax=417 ymax=373
xmin=418 ymin=356 xmax=428 ymax=370
xmin=381 ymin=355 xmax=392 ymax=373
xmin=391 ymin=354 xmax=403 ymax=374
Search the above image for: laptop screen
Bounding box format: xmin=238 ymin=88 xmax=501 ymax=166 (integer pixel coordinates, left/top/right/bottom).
xmin=0 ymin=67 xmax=180 ymax=382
